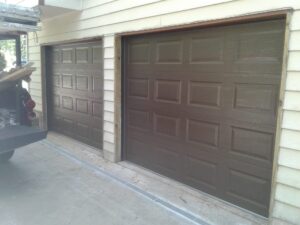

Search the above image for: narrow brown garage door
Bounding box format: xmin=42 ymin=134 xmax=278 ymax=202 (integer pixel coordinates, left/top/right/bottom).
xmin=47 ymin=41 xmax=103 ymax=149
xmin=124 ymin=19 xmax=285 ymax=216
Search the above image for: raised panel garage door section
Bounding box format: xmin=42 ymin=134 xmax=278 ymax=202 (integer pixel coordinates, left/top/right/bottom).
xmin=123 ymin=19 xmax=285 ymax=216
xmin=47 ymin=41 xmax=103 ymax=149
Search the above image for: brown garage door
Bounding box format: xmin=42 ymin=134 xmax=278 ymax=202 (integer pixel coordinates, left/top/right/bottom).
xmin=47 ymin=41 xmax=103 ymax=149
xmin=124 ymin=19 xmax=285 ymax=216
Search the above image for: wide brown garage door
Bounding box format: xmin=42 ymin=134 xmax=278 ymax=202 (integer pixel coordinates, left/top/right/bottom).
xmin=124 ymin=19 xmax=285 ymax=216
xmin=47 ymin=41 xmax=103 ymax=149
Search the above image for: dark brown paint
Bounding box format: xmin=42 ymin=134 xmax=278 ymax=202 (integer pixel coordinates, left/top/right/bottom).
xmin=123 ymin=19 xmax=285 ymax=216
xmin=47 ymin=41 xmax=103 ymax=149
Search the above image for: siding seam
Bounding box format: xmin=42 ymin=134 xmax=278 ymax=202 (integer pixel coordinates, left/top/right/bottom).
xmin=280 ymin=127 xmax=300 ymax=133
xmin=274 ymin=199 xmax=300 ymax=211
xmin=279 ymin=146 xmax=300 ymax=153
xmin=276 ymin=182 xmax=300 ymax=192
xmin=277 ymin=164 xmax=300 ymax=172
xmin=83 ymin=0 xmax=117 ymax=11
xmin=282 ymin=108 xmax=300 ymax=113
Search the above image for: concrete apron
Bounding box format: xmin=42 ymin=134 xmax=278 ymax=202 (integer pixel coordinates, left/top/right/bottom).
xmin=0 ymin=135 xmax=195 ymax=225
xmin=1 ymin=132 xmax=292 ymax=225
xmin=47 ymin=132 xmax=294 ymax=225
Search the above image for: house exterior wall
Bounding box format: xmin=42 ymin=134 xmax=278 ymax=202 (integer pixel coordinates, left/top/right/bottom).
xmin=27 ymin=0 xmax=300 ymax=223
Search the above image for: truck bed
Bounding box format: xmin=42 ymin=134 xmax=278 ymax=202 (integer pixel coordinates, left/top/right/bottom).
xmin=0 ymin=125 xmax=47 ymax=153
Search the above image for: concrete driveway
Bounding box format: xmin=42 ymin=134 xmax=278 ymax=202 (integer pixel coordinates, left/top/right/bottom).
xmin=0 ymin=140 xmax=195 ymax=225
xmin=0 ymin=133 xmax=291 ymax=225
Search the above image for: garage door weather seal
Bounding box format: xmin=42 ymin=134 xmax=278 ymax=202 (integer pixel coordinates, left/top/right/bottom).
xmin=41 ymin=139 xmax=209 ymax=225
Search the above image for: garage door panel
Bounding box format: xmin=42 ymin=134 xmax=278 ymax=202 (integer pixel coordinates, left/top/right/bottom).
xmin=54 ymin=108 xmax=90 ymax=124
xmin=75 ymin=122 xmax=90 ymax=141
xmin=128 ymin=40 xmax=151 ymax=65
xmin=227 ymin=126 xmax=274 ymax=167
xmin=57 ymin=117 xmax=74 ymax=136
xmin=224 ymin=74 xmax=280 ymax=88
xmin=51 ymin=73 xmax=103 ymax=97
xmin=185 ymin=74 xmax=225 ymax=83
xmin=227 ymin=152 xmax=274 ymax=169
xmin=126 ymin=138 xmax=153 ymax=166
xmin=127 ymin=78 xmax=150 ymax=99
xmin=61 ymin=73 xmax=74 ymax=89
xmin=154 ymin=79 xmax=182 ymax=104
xmin=227 ymin=110 xmax=277 ymax=126
xmin=52 ymin=73 xmax=61 ymax=87
xmin=128 ymin=125 xmax=183 ymax=147
xmin=151 ymin=145 xmax=183 ymax=179
xmin=189 ymin=37 xmax=225 ymax=64
xmin=155 ymin=39 xmax=184 ymax=64
xmin=124 ymin=19 xmax=284 ymax=216
xmin=127 ymin=136 xmax=185 ymax=181
xmin=91 ymin=101 xmax=103 ymax=118
xmin=184 ymin=110 xmax=223 ymax=126
xmin=75 ymin=73 xmax=89 ymax=91
xmin=61 ymin=47 xmax=74 ymax=64
xmin=75 ymin=98 xmax=89 ymax=114
xmin=52 ymin=94 xmax=60 ymax=108
xmin=222 ymin=119 xmax=275 ymax=140
xmin=51 ymin=114 xmax=63 ymax=131
xmin=233 ymin=83 xmax=278 ymax=112
xmin=231 ymin=23 xmax=284 ymax=75
xmin=56 ymin=90 xmax=103 ymax=104
xmin=61 ymin=96 xmax=73 ymax=111
xmin=187 ymin=81 xmax=222 ymax=108
xmin=186 ymin=119 xmax=220 ymax=148
xmin=126 ymin=103 xmax=185 ymax=119
xmin=92 ymin=74 xmax=103 ymax=89
xmin=235 ymin=32 xmax=283 ymax=63
xmin=91 ymin=46 xmax=103 ymax=64
xmin=127 ymin=109 xmax=151 ymax=132
xmin=224 ymin=169 xmax=270 ymax=215
xmin=154 ymin=63 xmax=227 ymax=73
xmin=187 ymin=28 xmax=228 ymax=72
xmin=75 ymin=46 xmax=90 ymax=64
xmin=54 ymin=97 xmax=102 ymax=118
xmin=48 ymin=41 xmax=103 ymax=149
xmin=153 ymin=113 xmax=180 ymax=138
xmin=223 ymin=159 xmax=272 ymax=215
xmin=185 ymin=156 xmax=218 ymax=193
xmin=232 ymin=63 xmax=283 ymax=75
xmin=91 ymin=127 xmax=103 ymax=141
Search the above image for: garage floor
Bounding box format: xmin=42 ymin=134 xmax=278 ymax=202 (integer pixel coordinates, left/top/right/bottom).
xmin=0 ymin=133 xmax=291 ymax=225
xmin=0 ymin=141 xmax=196 ymax=225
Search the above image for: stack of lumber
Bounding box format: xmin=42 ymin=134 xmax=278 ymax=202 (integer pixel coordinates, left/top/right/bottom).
xmin=0 ymin=63 xmax=35 ymax=92
xmin=0 ymin=62 xmax=35 ymax=84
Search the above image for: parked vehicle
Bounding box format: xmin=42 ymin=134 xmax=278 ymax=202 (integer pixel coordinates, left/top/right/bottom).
xmin=0 ymin=78 xmax=46 ymax=162
xmin=0 ymin=3 xmax=45 ymax=162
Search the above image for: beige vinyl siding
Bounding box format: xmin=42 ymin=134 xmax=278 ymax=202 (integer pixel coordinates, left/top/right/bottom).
xmin=273 ymin=8 xmax=300 ymax=224
xmin=30 ymin=0 xmax=300 ymax=44
xmin=27 ymin=0 xmax=300 ymax=223
xmin=83 ymin=0 xmax=116 ymax=9
xmin=273 ymin=202 xmax=300 ymax=224
xmin=286 ymin=72 xmax=300 ymax=91
xmin=277 ymin=165 xmax=300 ymax=187
xmin=28 ymin=35 xmax=42 ymax=111
xmin=102 ymin=35 xmax=116 ymax=161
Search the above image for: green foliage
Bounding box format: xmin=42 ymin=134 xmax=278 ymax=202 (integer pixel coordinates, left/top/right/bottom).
xmin=0 ymin=52 xmax=6 ymax=71
xmin=0 ymin=39 xmax=15 ymax=55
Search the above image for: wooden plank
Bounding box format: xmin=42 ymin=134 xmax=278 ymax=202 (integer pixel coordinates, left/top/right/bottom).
xmin=0 ymin=65 xmax=35 ymax=83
